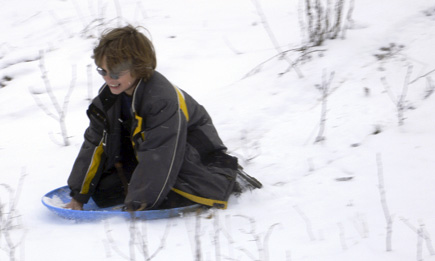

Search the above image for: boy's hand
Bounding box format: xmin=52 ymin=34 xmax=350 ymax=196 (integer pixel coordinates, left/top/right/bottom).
xmin=64 ymin=198 xmax=84 ymax=210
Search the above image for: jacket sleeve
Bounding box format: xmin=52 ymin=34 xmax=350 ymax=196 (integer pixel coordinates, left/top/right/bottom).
xmin=125 ymin=98 xmax=187 ymax=210
xmin=67 ymin=104 xmax=106 ymax=204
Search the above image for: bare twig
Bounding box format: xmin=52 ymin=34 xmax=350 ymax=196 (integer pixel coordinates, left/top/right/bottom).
xmin=39 ymin=52 xmax=62 ymax=116
xmin=352 ymin=213 xmax=369 ymax=239
xmin=338 ymin=222 xmax=347 ymax=250
xmin=213 ymin=210 xmax=221 ymax=261
xmin=263 ymin=223 xmax=281 ymax=261
xmin=238 ymin=129 xmax=261 ymax=165
xmin=380 ymin=77 xmax=398 ymax=104
xmin=129 ymin=213 xmax=136 ymax=261
xmin=400 ymin=218 xmax=435 ymax=256
xmin=421 ymin=224 xmax=435 ymax=256
xmin=234 ymin=215 xmax=263 ymax=260
xmin=380 ymin=65 xmax=413 ymax=126
xmin=104 ymin=221 xmax=129 ymax=260
xmin=87 ymin=64 xmax=93 ymax=102
xmin=35 ymin=51 xmax=76 ymax=146
xmin=313 ymin=0 xmax=325 ymax=45
xmin=194 ymin=210 xmax=202 ymax=261
xmin=341 ymin=0 xmax=355 ymax=38
xmin=409 ymin=68 xmax=435 ymax=85
xmin=397 ymin=65 xmax=413 ymax=126
xmin=0 ymin=172 xmax=27 ymax=261
xmin=243 ymin=47 xmax=325 ymax=79
xmin=220 ymin=215 xmax=236 ymax=260
xmin=305 ymin=0 xmax=314 ymax=44
xmin=136 ymin=219 xmax=149 ymax=259
xmin=252 ymin=0 xmax=303 ymax=78
xmin=315 ymin=70 xmax=335 ymax=143
xmin=424 ymin=77 xmax=434 ymax=99
xmin=301 ymin=0 xmax=353 ymax=46
xmin=376 ymin=153 xmax=393 ymax=252
xmin=293 ymin=205 xmax=316 ymax=241
xmin=233 ymin=215 xmax=283 ymax=261
xmin=137 ymin=218 xmax=171 ymax=261
xmin=104 ymin=212 xmax=171 ymax=261
xmin=418 ymin=224 xmax=424 ymax=261
xmin=331 ymin=0 xmax=344 ymax=39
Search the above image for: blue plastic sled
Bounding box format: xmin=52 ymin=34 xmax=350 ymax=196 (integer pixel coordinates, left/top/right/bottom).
xmin=42 ymin=186 xmax=201 ymax=221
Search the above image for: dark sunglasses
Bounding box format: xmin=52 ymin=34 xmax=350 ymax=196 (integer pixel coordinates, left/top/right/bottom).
xmin=96 ymin=67 xmax=127 ymax=80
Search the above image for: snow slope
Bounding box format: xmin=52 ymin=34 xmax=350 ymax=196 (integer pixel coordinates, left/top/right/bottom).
xmin=1 ymin=0 xmax=435 ymax=260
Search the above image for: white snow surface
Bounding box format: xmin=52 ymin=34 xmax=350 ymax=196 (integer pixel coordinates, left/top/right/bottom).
xmin=1 ymin=0 xmax=435 ymax=260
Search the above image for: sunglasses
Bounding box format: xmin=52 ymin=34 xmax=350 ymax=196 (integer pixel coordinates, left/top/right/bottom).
xmin=96 ymin=67 xmax=128 ymax=80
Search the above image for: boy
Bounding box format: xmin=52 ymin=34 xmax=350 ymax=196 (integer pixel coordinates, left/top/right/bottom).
xmin=65 ymin=25 xmax=242 ymax=211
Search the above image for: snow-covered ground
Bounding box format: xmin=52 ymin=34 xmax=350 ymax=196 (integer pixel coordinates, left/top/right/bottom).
xmin=1 ymin=0 xmax=435 ymax=260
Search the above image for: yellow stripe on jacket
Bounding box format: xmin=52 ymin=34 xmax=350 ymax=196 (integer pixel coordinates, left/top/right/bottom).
xmin=173 ymin=85 xmax=189 ymax=122
xmin=80 ymin=139 xmax=104 ymax=194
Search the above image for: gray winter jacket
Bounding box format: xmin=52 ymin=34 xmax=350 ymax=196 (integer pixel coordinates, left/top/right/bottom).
xmin=67 ymin=71 xmax=237 ymax=210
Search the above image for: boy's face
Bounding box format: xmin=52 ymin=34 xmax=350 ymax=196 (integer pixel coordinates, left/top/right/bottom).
xmin=99 ymin=57 xmax=138 ymax=96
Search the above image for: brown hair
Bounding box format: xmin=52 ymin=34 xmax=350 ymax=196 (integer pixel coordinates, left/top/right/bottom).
xmin=93 ymin=25 xmax=156 ymax=81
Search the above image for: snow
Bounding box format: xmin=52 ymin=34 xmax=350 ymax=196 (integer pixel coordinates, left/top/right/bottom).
xmin=1 ymin=0 xmax=435 ymax=260
xmin=42 ymin=195 xmax=66 ymax=208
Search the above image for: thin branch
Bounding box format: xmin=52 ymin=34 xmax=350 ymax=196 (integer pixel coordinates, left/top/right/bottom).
xmin=143 ymin=219 xmax=171 ymax=261
xmin=87 ymin=64 xmax=93 ymax=102
xmin=0 ymin=172 xmax=27 ymax=261
xmin=293 ymin=205 xmax=316 ymax=241
xmin=305 ymin=0 xmax=314 ymax=43
xmin=338 ymin=222 xmax=347 ymax=250
xmin=135 ymin=222 xmax=148 ymax=259
xmin=409 ymin=68 xmax=435 ymax=85
xmin=331 ymin=0 xmax=344 ymax=39
xmin=315 ymin=70 xmax=335 ymax=143
xmin=400 ymin=218 xmax=435 ymax=256
xmin=352 ymin=213 xmax=369 ymax=239
xmin=252 ymin=0 xmax=303 ymax=78
xmin=129 ymin=214 xmax=136 ymax=261
xmin=376 ymin=153 xmax=393 ymax=252
xmin=59 ymin=65 xmax=76 ymax=146
xmin=424 ymin=77 xmax=434 ymax=99
xmin=213 ymin=210 xmax=221 ymax=261
xmin=62 ymin=65 xmax=76 ymax=116
xmin=29 ymin=90 xmax=58 ymax=120
xmin=380 ymin=76 xmax=398 ymax=105
xmin=36 ymin=51 xmax=75 ymax=146
xmin=380 ymin=65 xmax=413 ymax=126
xmin=418 ymin=224 xmax=424 ymax=261
xmin=234 ymin=215 xmax=263 ymax=260
xmin=422 ymin=224 xmax=435 ymax=256
xmin=243 ymin=47 xmax=325 ymax=79
xmin=341 ymin=0 xmax=355 ymax=38
xmin=263 ymin=223 xmax=281 ymax=261
xmin=39 ymin=51 xmax=62 ymax=115
xmin=397 ymin=65 xmax=413 ymax=126
xmin=104 ymin=221 xmax=129 ymax=260
xmin=220 ymin=215 xmax=236 ymax=260
xmin=194 ymin=210 xmax=202 ymax=261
